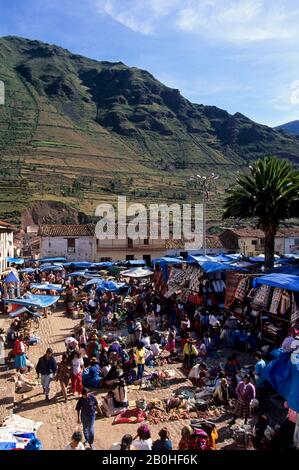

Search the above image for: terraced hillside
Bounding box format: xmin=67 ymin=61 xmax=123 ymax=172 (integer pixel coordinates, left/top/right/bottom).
xmin=1 ymin=36 xmax=299 ymax=224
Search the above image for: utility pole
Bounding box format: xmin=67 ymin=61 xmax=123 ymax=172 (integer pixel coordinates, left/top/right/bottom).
xmin=190 ymin=173 xmax=219 ymax=255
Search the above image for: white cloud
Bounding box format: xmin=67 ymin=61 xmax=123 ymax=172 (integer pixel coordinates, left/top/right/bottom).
xmin=95 ymin=0 xmax=299 ymax=43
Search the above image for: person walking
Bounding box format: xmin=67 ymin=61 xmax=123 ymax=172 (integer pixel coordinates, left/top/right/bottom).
xmin=76 ymin=388 xmax=101 ymax=450
xmin=13 ymin=334 xmax=27 ymax=372
xmin=71 ymin=350 xmax=84 ymax=396
xmin=36 ymin=348 xmax=57 ymax=401
xmin=56 ymin=353 xmax=71 ymax=401
xmin=230 ymin=374 xmax=256 ymax=425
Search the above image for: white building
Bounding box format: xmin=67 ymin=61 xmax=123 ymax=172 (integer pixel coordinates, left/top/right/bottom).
xmin=0 ymin=220 xmax=14 ymax=274
xmin=280 ymin=228 xmax=299 ymax=254
xmin=38 ymin=225 xmax=95 ymax=261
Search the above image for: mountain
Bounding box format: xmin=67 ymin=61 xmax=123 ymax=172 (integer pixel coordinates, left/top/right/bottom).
xmin=1 ymin=36 xmax=299 ymax=225
xmin=275 ymin=120 xmax=299 ymax=136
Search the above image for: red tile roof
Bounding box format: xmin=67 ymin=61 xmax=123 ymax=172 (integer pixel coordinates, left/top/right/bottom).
xmin=0 ymin=220 xmax=15 ymax=230
xmin=38 ymin=224 xmax=95 ymax=237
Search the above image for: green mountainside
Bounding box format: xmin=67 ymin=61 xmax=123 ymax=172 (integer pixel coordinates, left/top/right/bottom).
xmin=1 ymin=35 xmax=299 ymax=225
xmin=275 ymin=120 xmax=299 ymax=136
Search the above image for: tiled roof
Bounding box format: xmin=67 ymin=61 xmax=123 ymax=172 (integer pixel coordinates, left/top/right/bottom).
xmin=207 ymin=235 xmax=224 ymax=249
xmin=165 ymin=239 xmax=185 ymax=249
xmin=230 ymin=228 xmax=265 ymax=238
xmin=38 ymin=224 xmax=95 ymax=237
xmin=225 ymin=227 xmax=299 ymax=238
xmin=277 ymin=228 xmax=299 ymax=237
xmin=0 ymin=220 xmax=15 ymax=230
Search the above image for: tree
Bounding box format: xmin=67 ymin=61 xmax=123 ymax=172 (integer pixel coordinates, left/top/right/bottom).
xmin=223 ymin=156 xmax=299 ymax=270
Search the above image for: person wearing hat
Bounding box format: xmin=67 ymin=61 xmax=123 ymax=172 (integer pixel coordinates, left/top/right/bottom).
xmin=183 ymin=338 xmax=198 ymax=370
xmin=213 ymin=377 xmax=230 ymax=407
xmin=178 ymin=425 xmax=193 ymax=450
xmin=36 ymin=348 xmax=57 ymax=401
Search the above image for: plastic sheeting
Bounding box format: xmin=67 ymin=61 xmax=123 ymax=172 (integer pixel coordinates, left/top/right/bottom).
xmin=96 ymin=280 xmax=128 ymax=293
xmin=4 ymin=271 xmax=20 ymax=283
xmin=253 ymin=273 xmax=299 ymax=292
xmin=121 ymin=267 xmax=153 ymax=278
xmin=5 ymin=294 xmax=60 ymax=308
xmin=66 ymin=271 xmax=87 ymax=277
xmin=38 ymin=257 xmax=66 ymax=263
xmin=39 ymin=265 xmax=63 ymax=272
xmin=30 ymin=283 xmax=63 ymax=292
xmin=6 ymin=257 xmax=24 ymax=265
xmin=125 ymin=260 xmax=146 ymax=266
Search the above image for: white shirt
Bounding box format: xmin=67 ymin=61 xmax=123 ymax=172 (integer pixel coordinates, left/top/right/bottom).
xmin=132 ymin=438 xmax=152 ymax=450
xmin=65 ymin=442 xmax=85 ymax=450
xmin=142 ymin=336 xmax=151 ymax=348
xmin=209 ymin=315 xmax=220 ymax=327
xmin=72 ymin=357 xmax=84 ymax=375
xmin=150 ymin=343 xmax=161 ymax=356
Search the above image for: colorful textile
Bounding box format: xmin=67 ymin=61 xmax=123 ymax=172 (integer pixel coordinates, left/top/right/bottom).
xmin=234 ymin=276 xmax=249 ymax=302
xmin=224 ymin=272 xmax=242 ymax=308
xmin=270 ymin=288 xmax=283 ymax=314
xmin=291 ymin=292 xmax=299 ymax=325
xmin=251 ymin=284 xmax=272 ymax=310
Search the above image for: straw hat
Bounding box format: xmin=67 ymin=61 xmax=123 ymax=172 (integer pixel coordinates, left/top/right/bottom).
xmin=91 ymin=334 xmax=98 ymax=340
xmin=90 ymin=357 xmax=98 ymax=363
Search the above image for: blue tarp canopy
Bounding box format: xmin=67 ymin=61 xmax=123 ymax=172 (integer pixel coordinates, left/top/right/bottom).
xmin=31 ymin=283 xmax=63 ymax=292
xmin=66 ymin=271 xmax=87 ymax=277
xmin=265 ymin=351 xmax=299 ymax=413
xmin=9 ymin=306 xmax=42 ymax=318
xmin=253 ymin=273 xmax=299 ymax=292
xmin=40 ymin=265 xmax=63 ymax=272
xmin=125 ymin=260 xmax=146 ymax=266
xmin=95 ymin=280 xmax=128 ymax=293
xmin=249 ymin=254 xmax=281 ymax=262
xmin=38 ymin=257 xmax=66 ymax=263
xmin=85 ymin=278 xmax=104 ymax=286
xmin=5 ymin=294 xmax=60 ymax=308
xmin=64 ymin=262 xmax=92 ymax=269
xmin=20 ymin=268 xmax=36 ymax=274
xmin=4 ymin=271 xmax=20 ymax=283
xmin=152 ymin=257 xmax=183 ymax=265
xmin=89 ymin=262 xmax=113 ymax=269
xmin=187 ymin=255 xmax=246 ymax=273
xmin=197 ymin=260 xmax=246 ymax=273
xmin=6 ymin=257 xmax=24 ymax=265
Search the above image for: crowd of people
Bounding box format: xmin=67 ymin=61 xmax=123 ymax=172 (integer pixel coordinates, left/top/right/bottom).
xmin=0 ymin=263 xmax=298 ymax=451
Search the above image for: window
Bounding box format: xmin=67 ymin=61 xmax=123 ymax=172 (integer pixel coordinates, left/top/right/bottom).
xmin=67 ymin=238 xmax=76 ymax=253
xmin=126 ymin=255 xmax=134 ymax=261
xmin=100 ymin=257 xmax=112 ymax=262
xmin=295 ymin=238 xmax=299 ymax=245
xmin=127 ymin=238 xmax=133 ymax=249
xmin=144 ymin=238 xmax=149 ymax=245
xmin=260 ymin=238 xmax=265 ymax=246
xmin=251 ymin=240 xmax=257 ymax=245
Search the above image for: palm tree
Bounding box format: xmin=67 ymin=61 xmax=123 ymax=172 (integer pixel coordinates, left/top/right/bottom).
xmin=223 ymin=156 xmax=299 ymax=270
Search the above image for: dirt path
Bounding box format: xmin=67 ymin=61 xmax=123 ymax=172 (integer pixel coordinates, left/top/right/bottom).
xmin=6 ymin=306 xmax=255 ymax=450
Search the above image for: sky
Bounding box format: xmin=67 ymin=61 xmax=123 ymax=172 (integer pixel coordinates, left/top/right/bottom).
xmin=1 ymin=0 xmax=299 ymax=126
